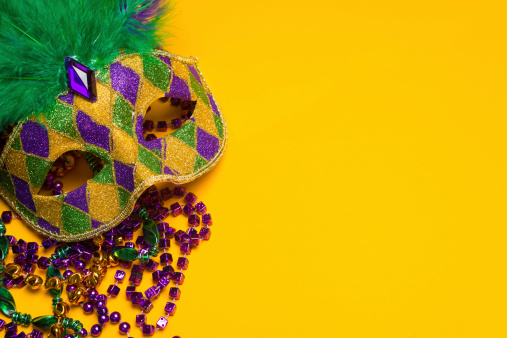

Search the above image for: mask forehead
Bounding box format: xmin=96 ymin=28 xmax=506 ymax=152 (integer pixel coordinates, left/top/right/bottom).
xmin=0 ymin=51 xmax=227 ymax=241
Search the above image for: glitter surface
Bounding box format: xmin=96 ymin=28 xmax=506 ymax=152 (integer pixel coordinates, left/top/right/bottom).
xmin=58 ymin=92 xmax=74 ymax=105
xmin=46 ymin=102 xmax=78 ymax=138
xmin=38 ymin=218 xmax=60 ymax=234
xmin=20 ymin=121 xmax=49 ymax=157
xmin=64 ymin=185 xmax=89 ymax=213
xmin=196 ymin=128 xmax=219 ymax=161
xmin=187 ymin=65 xmax=202 ymax=85
xmin=11 ymin=174 xmax=36 ymax=212
xmin=76 ymin=111 xmax=111 ymax=151
xmin=110 ymin=62 xmax=140 ymax=106
xmin=143 ymin=54 xmax=171 ymax=91
xmin=61 ymin=204 xmax=90 ymax=234
xmin=114 ymin=161 xmax=135 ymax=192
xmin=167 ymin=75 xmax=191 ymax=101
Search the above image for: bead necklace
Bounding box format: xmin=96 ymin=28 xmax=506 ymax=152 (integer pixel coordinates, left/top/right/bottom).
xmin=0 ymin=185 xmax=212 ymax=338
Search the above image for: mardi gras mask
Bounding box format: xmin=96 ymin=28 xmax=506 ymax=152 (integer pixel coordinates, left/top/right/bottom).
xmin=0 ymin=1 xmax=227 ymax=242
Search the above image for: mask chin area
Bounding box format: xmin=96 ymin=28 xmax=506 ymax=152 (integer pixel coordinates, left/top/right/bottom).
xmin=142 ymin=97 xmax=197 ymax=141
xmin=37 ymin=151 xmax=104 ymax=196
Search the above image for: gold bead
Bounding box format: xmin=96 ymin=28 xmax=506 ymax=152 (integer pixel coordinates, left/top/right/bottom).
xmin=108 ymin=253 xmax=119 ymax=267
xmin=44 ymin=276 xmax=63 ymax=290
xmin=85 ymin=272 xmax=101 ymax=287
xmin=114 ymin=236 xmax=124 ymax=246
xmin=53 ymin=301 xmax=70 ymax=317
xmin=93 ymin=235 xmax=105 ymax=247
xmin=25 ymin=274 xmax=43 ymax=289
xmin=64 ymin=154 xmax=75 ymax=170
xmin=4 ymin=263 xmax=21 ymax=278
xmin=67 ymin=272 xmax=84 ymax=285
xmin=49 ymin=323 xmax=64 ymax=338
xmin=92 ymin=251 xmax=106 ymax=265
xmin=68 ymin=287 xmax=86 ymax=305
xmin=55 ymin=167 xmax=65 ymax=177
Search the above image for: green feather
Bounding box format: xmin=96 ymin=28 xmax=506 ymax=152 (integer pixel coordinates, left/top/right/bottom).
xmin=0 ymin=0 xmax=171 ymax=129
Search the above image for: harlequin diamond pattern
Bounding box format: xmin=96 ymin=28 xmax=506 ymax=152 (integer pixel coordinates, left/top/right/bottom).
xmin=0 ymin=51 xmax=226 ymax=241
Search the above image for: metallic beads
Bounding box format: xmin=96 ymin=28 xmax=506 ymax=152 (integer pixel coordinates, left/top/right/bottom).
xmin=25 ymin=275 xmax=43 ymax=289
xmin=4 ymin=264 xmax=21 ymax=278
xmin=49 ymin=323 xmax=65 ymax=338
xmin=44 ymin=276 xmax=63 ymax=291
xmin=53 ymin=302 xmax=70 ymax=318
xmin=67 ymin=287 xmax=85 ymax=305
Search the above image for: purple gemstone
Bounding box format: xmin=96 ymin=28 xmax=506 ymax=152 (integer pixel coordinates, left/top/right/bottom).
xmin=144 ymin=286 xmax=159 ymax=300
xmin=159 ymin=253 xmax=173 ymax=266
xmin=145 ymin=259 xmax=158 ymax=271
xmin=158 ymin=238 xmax=170 ymax=248
xmin=172 ymin=272 xmax=185 ymax=285
xmin=141 ymin=324 xmax=154 ymax=336
xmin=164 ymin=302 xmax=176 ymax=315
xmin=177 ymin=257 xmax=189 ymax=270
xmin=65 ymin=58 xmax=97 ymax=101
xmin=169 ymin=287 xmax=181 ymax=300
xmin=1 ymin=211 xmax=12 ymax=224
xmin=114 ymin=270 xmax=126 ymax=282
xmin=199 ymin=227 xmax=211 ymax=240
xmin=143 ymin=120 xmax=154 ymax=132
xmin=107 ymin=284 xmax=120 ymax=296
xmin=184 ymin=192 xmax=198 ymax=204
xmin=37 ymin=257 xmax=49 ymax=269
xmin=195 ymin=201 xmax=207 ymax=214
xmin=156 ymin=317 xmax=168 ymax=330
xmin=202 ymin=213 xmax=213 ymax=225
xmin=125 ymin=286 xmax=136 ymax=299
xmin=180 ymin=243 xmax=191 ymax=254
xmin=135 ymin=314 xmax=146 ymax=326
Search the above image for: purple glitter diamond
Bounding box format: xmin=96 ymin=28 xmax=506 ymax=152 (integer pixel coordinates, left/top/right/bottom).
xmin=188 ymin=65 xmax=202 ymax=85
xmin=38 ymin=218 xmax=60 ymax=234
xmin=157 ymin=55 xmax=172 ymax=67
xmin=166 ymin=75 xmax=191 ymax=101
xmin=58 ymin=92 xmax=74 ymax=105
xmin=207 ymin=93 xmax=220 ymax=116
xmin=196 ymin=128 xmax=219 ymax=161
xmin=114 ymin=161 xmax=135 ymax=192
xmin=91 ymin=219 xmax=102 ymax=229
xmin=110 ymin=62 xmax=140 ymax=106
xmin=136 ymin=115 xmax=163 ymax=151
xmin=20 ymin=121 xmax=49 ymax=158
xmin=64 ymin=184 xmax=88 ymax=212
xmin=65 ymin=58 xmax=97 ymax=102
xmin=76 ymin=111 xmax=110 ymax=151
xmin=11 ymin=175 xmax=36 ymax=212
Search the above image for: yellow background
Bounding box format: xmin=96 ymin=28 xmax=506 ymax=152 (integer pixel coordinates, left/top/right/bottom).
xmin=2 ymin=0 xmax=507 ymax=337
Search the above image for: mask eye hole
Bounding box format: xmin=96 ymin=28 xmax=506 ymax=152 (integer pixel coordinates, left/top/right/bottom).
xmin=37 ymin=151 xmax=104 ymax=196
xmin=142 ymin=97 xmax=197 ymax=141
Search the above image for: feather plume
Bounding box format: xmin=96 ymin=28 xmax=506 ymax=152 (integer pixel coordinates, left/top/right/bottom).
xmin=0 ymin=0 xmax=171 ymax=129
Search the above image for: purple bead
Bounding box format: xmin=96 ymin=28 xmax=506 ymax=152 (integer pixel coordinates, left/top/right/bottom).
xmin=6 ymin=236 xmax=16 ymax=245
xmin=145 ymin=259 xmax=158 ymax=271
xmin=1 ymin=211 xmax=12 ymax=224
xmin=63 ymin=270 xmax=73 ymax=279
xmin=30 ymin=329 xmax=42 ymax=338
xmin=96 ymin=294 xmax=106 ymax=302
xmin=182 ymin=204 xmax=195 ymax=216
xmin=180 ymin=243 xmax=191 ymax=254
xmin=145 ymin=133 xmax=157 ymax=141
xmin=152 ymin=270 xmax=163 ymax=282
xmin=199 ymin=227 xmax=211 ymax=240
xmin=88 ymin=289 xmax=99 ymax=300
xmin=177 ymin=257 xmax=189 ymax=270
xmin=141 ymin=324 xmax=155 ymax=336
xmin=139 ymin=299 xmax=154 ymax=313
xmin=3 ymin=276 xmax=13 ymax=289
xmin=0 ymin=319 xmax=5 ymax=330
xmin=174 ymin=230 xmax=189 ymax=243
xmin=157 ymin=238 xmax=170 ymax=249
xmin=169 ymin=287 xmax=181 ymax=300
xmin=97 ymin=307 xmax=108 ymax=316
xmin=170 ymin=203 xmax=182 ymax=216
xmin=125 ymin=242 xmax=135 ymax=249
xmin=80 ymin=328 xmax=88 ymax=338
xmin=125 ymin=286 xmax=136 ymax=299
xmin=90 ymin=324 xmax=102 ymax=337
xmin=13 ymin=255 xmax=25 ymax=265
xmin=110 ymin=312 xmax=121 ymax=324
xmin=171 ymin=118 xmax=182 ymax=129
xmin=119 ymin=322 xmax=130 ymax=334
xmin=53 ymin=181 xmax=63 ymax=190
xmin=41 ymin=238 xmax=53 ymax=249
xmin=156 ymin=317 xmax=168 ymax=330
xmin=143 ymin=120 xmax=154 ymax=132
xmin=5 ymin=322 xmax=17 ymax=333
xmin=95 ymin=300 xmax=106 ymax=309
xmin=188 ymin=214 xmax=200 ymax=227
xmin=36 ymin=257 xmax=49 ymax=270
xmin=107 ymin=284 xmax=120 ymax=296
xmin=160 ymin=188 xmax=173 ymax=200
xmin=98 ymin=314 xmax=109 ymax=325
xmin=114 ymin=270 xmax=126 ymax=282
xmin=184 ymin=192 xmax=198 ymax=204
xmin=26 ymin=242 xmax=38 ymax=253
xmin=144 ymin=286 xmax=159 ymax=300
xmin=159 ymin=253 xmax=173 ymax=266
xmin=130 ymin=292 xmax=143 ymax=304
xmin=74 ymin=260 xmax=85 ymax=270
xmin=195 ymin=201 xmax=207 ymax=214
xmin=164 ymin=302 xmax=176 ymax=315
xmin=135 ymin=314 xmax=145 ymax=326
xmin=64 ymin=335 xmax=73 ymax=338
xmin=43 ymin=174 xmax=55 ymax=189
xmin=157 ymin=276 xmax=170 ymax=289
xmin=17 ymin=332 xmax=26 ymax=338
xmin=157 ymin=121 xmax=168 ymax=132
xmin=173 ymin=187 xmax=185 ymax=197
xmin=172 ymin=272 xmax=185 ymax=285
xmin=66 ymin=285 xmax=76 ymax=293
xmin=202 ymin=213 xmax=213 ymax=225
xmin=83 ymin=302 xmax=94 ymax=314
xmin=65 ymin=57 xmax=97 ymax=101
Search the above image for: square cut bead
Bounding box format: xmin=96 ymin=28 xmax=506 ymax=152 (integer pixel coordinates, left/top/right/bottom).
xmin=169 ymin=287 xmax=181 ymax=300
xmin=1 ymin=211 xmax=12 ymax=224
xmin=114 ymin=270 xmax=126 ymax=282
xmin=202 ymin=213 xmax=213 ymax=225
xmin=157 ymin=222 xmax=169 ymax=233
xmin=152 ymin=270 xmax=163 ymax=282
xmin=156 ymin=317 xmax=168 ymax=330
xmin=14 ymin=276 xmax=25 ymax=288
xmin=170 ymin=203 xmax=182 ymax=216
xmin=171 ymin=118 xmax=182 ymax=129
xmin=166 ymin=227 xmax=176 ymax=237
xmin=157 ymin=276 xmax=170 ymax=289
xmin=182 ymin=204 xmax=195 ymax=216
xmin=30 ymin=330 xmax=42 ymax=338
xmin=37 ymin=257 xmax=50 ymax=270
xmin=158 ymin=238 xmax=170 ymax=248
xmin=164 ymin=302 xmax=177 ymax=315
xmin=174 ymin=230 xmax=189 ymax=243
xmin=107 ymin=284 xmax=120 ymax=296
xmin=0 ymin=318 xmax=5 ymax=330
xmin=143 ymin=120 xmax=154 ymax=132
xmin=195 ymin=201 xmax=207 ymax=214
xmin=5 ymin=322 xmax=16 ymax=333
xmin=199 ymin=227 xmax=211 ymax=240
xmin=141 ymin=324 xmax=154 ymax=336
xmin=180 ymin=243 xmax=191 ymax=254
xmin=135 ymin=314 xmax=146 ymax=326
xmin=26 ymin=242 xmax=38 ymax=253
xmin=173 ymin=187 xmax=185 ymax=197
xmin=184 ymin=192 xmax=198 ymax=204
xmin=130 ymin=292 xmax=143 ymax=304
xmin=159 ymin=253 xmax=173 ymax=266
xmin=139 ymin=299 xmax=153 ymax=313
xmin=41 ymin=238 xmax=53 ymax=249
xmin=160 ymin=188 xmax=173 ymax=200
xmin=145 ymin=286 xmax=160 ymax=300
xmin=126 ymin=286 xmax=136 ymax=299
xmin=145 ymin=259 xmax=159 ymax=271
xmin=172 ymin=272 xmax=185 ymax=285
xmin=3 ymin=276 xmax=13 ymax=289
xmin=157 ymin=121 xmax=168 ymax=132
xmin=177 ymin=257 xmax=189 ymax=270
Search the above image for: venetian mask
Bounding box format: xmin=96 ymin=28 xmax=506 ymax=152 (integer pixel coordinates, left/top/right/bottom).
xmin=0 ymin=50 xmax=227 ymax=241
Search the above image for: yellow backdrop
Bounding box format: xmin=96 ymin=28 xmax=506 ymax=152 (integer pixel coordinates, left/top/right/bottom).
xmin=1 ymin=0 xmax=507 ymax=337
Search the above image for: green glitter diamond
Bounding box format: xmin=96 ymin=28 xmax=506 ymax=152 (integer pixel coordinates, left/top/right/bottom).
xmin=113 ymin=96 xmax=134 ymax=137
xmin=138 ymin=146 xmax=161 ymax=174
xmin=143 ymin=55 xmax=171 ymax=91
xmin=62 ymin=204 xmax=90 ymax=234
xmin=85 ymin=145 xmax=111 ymax=164
xmin=194 ymin=155 xmax=206 ymax=171
xmin=26 ymin=156 xmax=52 ymax=188
xmin=213 ymin=114 xmax=224 ymax=139
xmin=10 ymin=137 xmax=21 ymax=151
xmin=92 ymin=164 xmax=115 ymax=184
xmin=171 ymin=122 xmax=195 ymax=148
xmin=0 ymin=171 xmax=15 ymax=197
xmin=117 ymin=187 xmax=130 ymax=210
xmin=96 ymin=67 xmax=110 ymax=85
xmin=152 ymin=148 xmax=161 ymax=158
xmin=46 ymin=102 xmax=77 ymax=139
xmin=189 ymin=70 xmax=210 ymax=107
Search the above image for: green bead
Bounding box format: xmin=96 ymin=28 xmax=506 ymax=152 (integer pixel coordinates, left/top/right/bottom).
xmin=0 ymin=286 xmax=16 ymax=317
xmin=0 ymin=222 xmax=6 ymax=235
xmin=32 ymin=315 xmax=57 ymax=329
xmin=0 ymin=235 xmax=9 ymax=262
xmin=138 ymin=208 xmax=150 ymax=221
xmin=148 ymin=247 xmax=159 ymax=257
xmin=113 ymin=247 xmax=139 ymax=261
xmin=142 ymin=219 xmax=159 ymax=247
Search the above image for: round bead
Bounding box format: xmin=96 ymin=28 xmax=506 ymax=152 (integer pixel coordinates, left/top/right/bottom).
xmin=64 ymin=335 xmax=73 ymax=338
xmin=90 ymin=324 xmax=102 ymax=336
xmin=95 ymin=300 xmax=106 ymax=309
xmin=96 ymin=307 xmax=108 ymax=315
xmin=63 ymin=270 xmax=73 ymax=279
xmin=80 ymin=328 xmax=88 ymax=338
xmin=74 ymin=260 xmax=85 ymax=270
xmin=119 ymin=322 xmax=130 ymax=334
xmin=110 ymin=312 xmax=121 ymax=323
xmin=83 ymin=302 xmax=94 ymax=314
xmin=98 ymin=314 xmax=109 ymax=325
xmin=66 ymin=285 xmax=76 ymax=292
xmin=53 ymin=181 xmax=63 ymax=190
xmin=88 ymin=289 xmax=99 ymax=300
